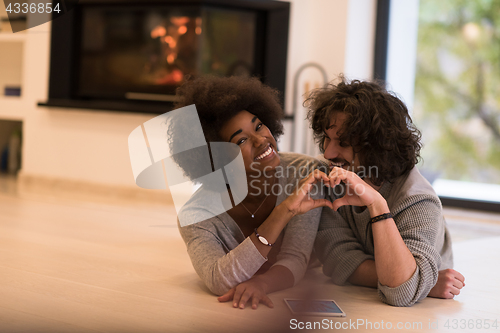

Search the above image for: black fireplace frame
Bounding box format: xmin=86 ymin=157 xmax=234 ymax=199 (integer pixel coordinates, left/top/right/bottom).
xmin=39 ymin=0 xmax=290 ymax=114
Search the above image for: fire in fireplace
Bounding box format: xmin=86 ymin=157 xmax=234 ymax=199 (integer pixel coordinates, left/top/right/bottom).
xmin=41 ymin=0 xmax=290 ymax=114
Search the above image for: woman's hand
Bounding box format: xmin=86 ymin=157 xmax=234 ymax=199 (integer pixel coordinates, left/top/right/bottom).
xmin=217 ymin=278 xmax=274 ymax=309
xmin=328 ymin=167 xmax=383 ymax=211
xmin=428 ymin=269 xmax=465 ymax=299
xmin=282 ymin=169 xmax=334 ymax=216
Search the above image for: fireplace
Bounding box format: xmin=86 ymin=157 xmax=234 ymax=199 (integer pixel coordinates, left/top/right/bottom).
xmin=40 ymin=0 xmax=290 ymax=114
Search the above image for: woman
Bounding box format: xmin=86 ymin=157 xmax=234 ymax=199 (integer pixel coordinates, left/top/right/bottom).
xmin=170 ymin=76 xmax=333 ymax=309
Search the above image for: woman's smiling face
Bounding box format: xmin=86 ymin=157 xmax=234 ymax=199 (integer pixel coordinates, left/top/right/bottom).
xmin=219 ymin=110 xmax=280 ymax=176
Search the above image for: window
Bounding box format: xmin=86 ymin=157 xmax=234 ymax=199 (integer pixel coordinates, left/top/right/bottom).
xmin=384 ymin=0 xmax=500 ymax=209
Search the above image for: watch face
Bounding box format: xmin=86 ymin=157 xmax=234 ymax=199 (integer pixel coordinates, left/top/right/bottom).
xmin=258 ymin=235 xmax=269 ymax=245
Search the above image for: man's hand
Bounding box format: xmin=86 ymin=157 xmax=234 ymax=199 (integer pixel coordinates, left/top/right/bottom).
xmin=428 ymin=269 xmax=465 ymax=299
xmin=217 ymin=278 xmax=274 ymax=309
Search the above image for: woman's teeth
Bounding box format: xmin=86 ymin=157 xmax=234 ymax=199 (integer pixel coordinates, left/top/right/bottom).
xmin=255 ymin=146 xmax=273 ymax=160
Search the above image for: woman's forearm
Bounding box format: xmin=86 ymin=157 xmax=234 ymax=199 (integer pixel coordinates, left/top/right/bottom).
xmin=217 ymin=264 xmax=295 ymax=309
xmin=254 ymin=264 xmax=295 ymax=294
xmin=250 ymin=203 xmax=296 ymax=258
xmin=251 ymin=170 xmax=332 ymax=259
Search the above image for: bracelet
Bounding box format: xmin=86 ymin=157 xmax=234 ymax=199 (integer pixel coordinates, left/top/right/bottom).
xmin=370 ymin=212 xmax=393 ymax=224
xmin=254 ymin=228 xmax=273 ymax=247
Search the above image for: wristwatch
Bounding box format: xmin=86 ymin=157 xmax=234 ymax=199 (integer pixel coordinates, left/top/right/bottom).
xmin=254 ymin=228 xmax=273 ymax=247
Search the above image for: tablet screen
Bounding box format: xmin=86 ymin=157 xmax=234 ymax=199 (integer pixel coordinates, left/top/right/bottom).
xmin=286 ymin=300 xmax=343 ymax=314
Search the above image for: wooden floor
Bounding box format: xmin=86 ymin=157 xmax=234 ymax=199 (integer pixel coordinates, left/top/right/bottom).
xmin=1 ymin=175 xmax=500 ymax=332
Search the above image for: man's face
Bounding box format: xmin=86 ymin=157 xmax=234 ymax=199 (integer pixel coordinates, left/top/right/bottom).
xmin=323 ymin=112 xmax=361 ymax=172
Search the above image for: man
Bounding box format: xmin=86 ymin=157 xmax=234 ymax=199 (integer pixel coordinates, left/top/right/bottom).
xmin=307 ymin=76 xmax=465 ymax=307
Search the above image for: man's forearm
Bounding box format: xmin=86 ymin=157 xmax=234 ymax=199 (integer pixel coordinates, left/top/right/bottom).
xmin=347 ymin=259 xmax=378 ymax=288
xmin=369 ymin=199 xmax=417 ymax=288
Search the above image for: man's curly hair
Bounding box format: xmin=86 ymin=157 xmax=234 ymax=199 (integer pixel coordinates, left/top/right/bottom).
xmin=168 ymin=75 xmax=284 ymax=182
xmin=306 ymin=75 xmax=422 ymax=186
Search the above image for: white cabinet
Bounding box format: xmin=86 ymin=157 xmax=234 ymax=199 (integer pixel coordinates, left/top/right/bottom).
xmin=0 ymin=1 xmax=26 ymax=120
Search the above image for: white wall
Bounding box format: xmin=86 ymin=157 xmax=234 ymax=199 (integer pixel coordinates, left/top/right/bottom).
xmin=279 ymin=0 xmax=349 ymax=155
xmin=344 ymin=0 xmax=377 ymax=81
xmin=279 ymin=0 xmax=376 ymax=156
xmin=23 ymin=108 xmax=157 ymax=187
xmin=385 ymin=0 xmax=420 ymax=111
xmin=15 ymin=0 xmax=376 ymax=188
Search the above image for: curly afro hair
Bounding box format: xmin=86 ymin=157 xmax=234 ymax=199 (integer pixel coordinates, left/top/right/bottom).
xmin=174 ymin=75 xmax=284 ymax=142
xmin=306 ymin=75 xmax=422 ymax=186
xmin=168 ymin=75 xmax=284 ymax=182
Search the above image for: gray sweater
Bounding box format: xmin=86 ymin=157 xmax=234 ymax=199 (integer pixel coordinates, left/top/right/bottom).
xmin=178 ymin=153 xmax=325 ymax=296
xmin=315 ymin=167 xmax=453 ymax=307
